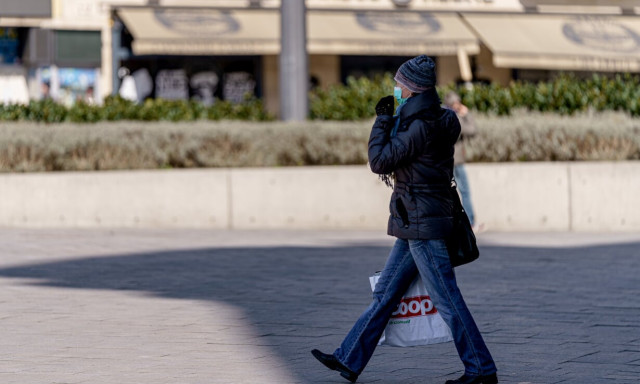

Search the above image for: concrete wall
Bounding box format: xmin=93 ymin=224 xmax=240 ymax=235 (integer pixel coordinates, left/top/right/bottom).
xmin=569 ymin=162 xmax=640 ymax=231
xmin=230 ymin=167 xmax=389 ymax=229
xmin=464 ymin=162 xmax=640 ymax=232
xmin=466 ymin=163 xmax=571 ymax=231
xmin=0 ymin=162 xmax=638 ymax=231
xmin=0 ymin=170 xmax=230 ymax=228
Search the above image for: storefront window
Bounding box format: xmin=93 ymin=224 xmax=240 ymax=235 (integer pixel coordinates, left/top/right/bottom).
xmin=0 ymin=28 xmax=20 ymax=64
xmin=120 ymin=56 xmax=261 ymax=103
xmin=40 ymin=66 xmax=98 ymax=105
xmin=58 ymin=68 xmax=97 ymax=105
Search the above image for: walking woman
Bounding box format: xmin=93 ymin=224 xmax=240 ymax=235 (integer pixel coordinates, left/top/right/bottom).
xmin=311 ymin=56 xmax=498 ymax=384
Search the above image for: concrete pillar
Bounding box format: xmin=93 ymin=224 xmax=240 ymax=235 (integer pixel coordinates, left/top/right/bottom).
xmin=262 ymin=54 xmax=280 ymax=118
xmin=100 ymin=12 xmax=113 ymax=97
xmin=279 ymin=0 xmax=308 ymax=121
xmin=111 ymin=17 xmax=123 ymax=96
xmin=457 ymin=48 xmax=473 ymax=83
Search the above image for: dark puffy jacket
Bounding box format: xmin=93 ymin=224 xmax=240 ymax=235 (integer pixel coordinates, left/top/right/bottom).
xmin=368 ymin=88 xmax=461 ymax=239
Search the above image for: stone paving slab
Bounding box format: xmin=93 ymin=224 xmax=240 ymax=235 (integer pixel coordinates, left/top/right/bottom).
xmin=0 ymin=229 xmax=638 ymax=384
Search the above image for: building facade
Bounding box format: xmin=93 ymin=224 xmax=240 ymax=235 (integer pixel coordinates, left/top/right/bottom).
xmin=0 ymin=0 xmax=102 ymax=104
xmin=1 ymin=0 xmax=639 ymax=116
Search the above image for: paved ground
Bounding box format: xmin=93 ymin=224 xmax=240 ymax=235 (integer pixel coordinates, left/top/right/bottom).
xmin=0 ymin=229 xmax=639 ymax=384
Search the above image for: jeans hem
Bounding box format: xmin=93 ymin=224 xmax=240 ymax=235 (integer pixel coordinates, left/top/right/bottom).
xmin=338 ymin=247 xmax=411 ymax=374
xmin=420 ymin=241 xmax=485 ymax=374
xmin=464 ymin=368 xmax=498 ymax=376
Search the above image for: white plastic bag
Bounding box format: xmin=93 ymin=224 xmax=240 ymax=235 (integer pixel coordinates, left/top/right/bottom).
xmin=370 ymin=273 xmax=453 ymax=347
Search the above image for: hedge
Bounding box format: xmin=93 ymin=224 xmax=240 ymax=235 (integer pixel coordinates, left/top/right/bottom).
xmin=447 ymin=73 xmax=640 ymax=117
xmin=309 ymin=74 xmax=395 ymax=120
xmin=2 ymin=73 xmax=639 ymax=122
xmin=464 ymin=111 xmax=640 ymax=162
xmin=0 ymin=111 xmax=637 ymax=172
xmin=0 ymin=96 xmax=273 ymax=123
xmin=312 ymin=73 xmax=640 ymax=120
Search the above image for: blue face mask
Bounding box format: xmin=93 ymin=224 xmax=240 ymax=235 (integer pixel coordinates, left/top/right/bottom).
xmin=394 ymin=86 xmax=408 ymax=105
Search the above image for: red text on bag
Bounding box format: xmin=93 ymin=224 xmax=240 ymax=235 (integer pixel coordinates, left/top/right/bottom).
xmin=391 ymin=295 xmax=437 ymax=318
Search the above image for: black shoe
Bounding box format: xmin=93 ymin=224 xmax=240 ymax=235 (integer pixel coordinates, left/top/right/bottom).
xmin=445 ymin=373 xmax=498 ymax=384
xmin=311 ymin=349 xmax=359 ymax=383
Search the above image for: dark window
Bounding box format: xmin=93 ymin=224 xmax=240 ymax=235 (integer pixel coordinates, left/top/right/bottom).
xmin=23 ymin=28 xmax=53 ymax=66
xmin=55 ymin=30 xmax=101 ymax=67
xmin=0 ymin=28 xmax=20 ymax=64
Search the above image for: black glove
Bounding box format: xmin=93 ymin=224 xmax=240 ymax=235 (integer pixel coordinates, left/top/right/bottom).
xmin=375 ymin=95 xmax=395 ymax=116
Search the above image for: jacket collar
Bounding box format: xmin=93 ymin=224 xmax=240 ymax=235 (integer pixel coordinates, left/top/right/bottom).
xmin=399 ymin=87 xmax=441 ymax=120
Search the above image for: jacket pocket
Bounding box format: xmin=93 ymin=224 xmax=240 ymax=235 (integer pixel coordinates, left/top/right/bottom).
xmin=390 ymin=191 xmax=415 ymax=229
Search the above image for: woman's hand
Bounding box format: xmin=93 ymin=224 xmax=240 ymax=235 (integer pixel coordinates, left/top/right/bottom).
xmin=375 ymin=96 xmax=395 ymax=116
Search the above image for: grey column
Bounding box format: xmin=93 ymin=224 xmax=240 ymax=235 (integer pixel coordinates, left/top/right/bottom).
xmin=279 ymin=0 xmax=308 ymax=121
xmin=111 ymin=19 xmax=123 ymax=96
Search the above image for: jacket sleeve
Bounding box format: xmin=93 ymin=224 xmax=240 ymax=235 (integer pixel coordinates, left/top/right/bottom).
xmin=368 ymin=116 xmax=429 ymax=175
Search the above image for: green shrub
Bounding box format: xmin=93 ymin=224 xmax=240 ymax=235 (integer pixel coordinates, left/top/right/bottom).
xmin=308 ymin=72 xmax=640 ymax=120
xmin=0 ymin=103 xmax=28 ymax=121
xmin=24 ymin=100 xmax=68 ymax=123
xmin=0 ymin=112 xmax=638 ymax=172
xmin=101 ymin=95 xmax=138 ymax=120
xmin=309 ymin=74 xmax=395 ymax=120
xmin=207 ymin=96 xmax=273 ymax=121
xmin=0 ymin=96 xmax=273 ymax=123
xmin=67 ymin=101 xmax=104 ymax=123
xmin=441 ymin=73 xmax=640 ymax=117
xmin=2 ymin=73 xmax=639 ymax=122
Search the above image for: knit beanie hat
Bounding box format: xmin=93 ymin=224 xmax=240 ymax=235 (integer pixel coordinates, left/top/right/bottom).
xmin=394 ymin=55 xmax=436 ymax=94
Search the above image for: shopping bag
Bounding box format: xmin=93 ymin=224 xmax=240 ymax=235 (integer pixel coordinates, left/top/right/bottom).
xmin=369 ymin=273 xmax=453 ymax=347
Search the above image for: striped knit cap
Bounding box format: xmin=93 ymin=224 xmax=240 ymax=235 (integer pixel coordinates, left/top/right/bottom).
xmin=394 ymin=55 xmax=436 ymax=93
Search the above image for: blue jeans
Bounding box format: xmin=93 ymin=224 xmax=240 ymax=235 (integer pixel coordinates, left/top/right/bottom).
xmin=454 ymin=164 xmax=475 ymax=226
xmin=334 ymin=238 xmax=496 ymax=376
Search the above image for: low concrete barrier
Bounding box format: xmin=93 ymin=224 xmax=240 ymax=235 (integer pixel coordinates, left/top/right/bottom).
xmin=0 ymin=162 xmax=638 ymax=231
xmin=0 ymin=170 xmax=230 ymax=228
xmin=569 ymin=162 xmax=640 ymax=231
xmin=230 ymin=167 xmax=389 ymax=229
xmin=466 ymin=163 xmax=571 ymax=231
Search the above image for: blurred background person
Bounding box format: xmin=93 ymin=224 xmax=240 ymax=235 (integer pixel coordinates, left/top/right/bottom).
xmin=444 ymin=91 xmax=483 ymax=233
xmin=41 ymin=81 xmax=51 ymax=100
xmin=84 ymin=86 xmax=95 ymax=105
